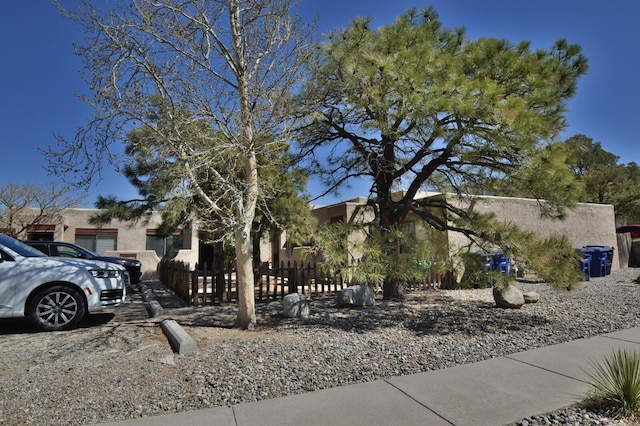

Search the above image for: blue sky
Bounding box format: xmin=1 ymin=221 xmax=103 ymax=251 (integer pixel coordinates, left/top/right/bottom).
xmin=1 ymin=1 xmax=637 ymax=207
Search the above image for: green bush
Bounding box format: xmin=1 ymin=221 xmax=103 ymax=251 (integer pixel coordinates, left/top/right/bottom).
xmin=456 ymin=251 xmax=509 ymax=289
xmin=585 ymin=348 xmax=640 ymax=418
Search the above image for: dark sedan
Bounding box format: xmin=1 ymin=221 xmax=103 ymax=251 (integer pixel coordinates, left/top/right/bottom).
xmin=24 ymin=240 xmax=142 ymax=284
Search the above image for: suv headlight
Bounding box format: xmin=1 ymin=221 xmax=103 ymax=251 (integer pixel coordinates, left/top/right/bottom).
xmin=90 ymin=269 xmax=121 ymax=279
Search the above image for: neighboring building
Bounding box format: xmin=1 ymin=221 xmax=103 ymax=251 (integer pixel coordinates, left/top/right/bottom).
xmin=446 ymin=194 xmax=617 ymax=262
xmin=5 ymin=192 xmax=620 ymax=281
xmin=9 ymin=208 xmax=197 ymax=280
xmin=8 ymin=208 xmax=278 ymax=279
xmin=309 ymin=192 xmax=620 ymax=278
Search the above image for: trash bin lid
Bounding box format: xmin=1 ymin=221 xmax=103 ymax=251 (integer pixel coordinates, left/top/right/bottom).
xmin=584 ymin=245 xmax=613 ymax=252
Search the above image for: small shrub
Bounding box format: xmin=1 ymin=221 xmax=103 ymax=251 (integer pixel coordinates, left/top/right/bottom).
xmin=456 ymin=251 xmax=509 ymax=289
xmin=584 ymin=348 xmax=640 ymax=419
xmin=526 ymin=235 xmax=582 ymax=290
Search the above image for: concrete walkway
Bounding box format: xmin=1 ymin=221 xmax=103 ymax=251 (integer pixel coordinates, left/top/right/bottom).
xmin=98 ymin=325 xmax=640 ymax=426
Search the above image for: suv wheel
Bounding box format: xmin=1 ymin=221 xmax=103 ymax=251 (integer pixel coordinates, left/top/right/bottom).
xmin=28 ymin=285 xmax=87 ymax=331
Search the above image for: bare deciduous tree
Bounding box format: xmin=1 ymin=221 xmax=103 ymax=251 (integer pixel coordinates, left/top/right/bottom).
xmin=0 ymin=183 xmax=85 ymax=239
xmin=50 ymin=0 xmax=313 ymax=329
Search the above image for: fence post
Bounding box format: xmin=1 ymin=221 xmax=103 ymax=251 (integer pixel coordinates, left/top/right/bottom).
xmin=265 ymin=262 xmax=272 ymax=300
xmin=226 ymin=261 xmax=233 ymax=303
xmin=200 ymin=261 xmax=208 ymax=306
xmin=289 ymin=261 xmax=296 ymax=294
xmin=192 ymin=262 xmax=200 ymax=307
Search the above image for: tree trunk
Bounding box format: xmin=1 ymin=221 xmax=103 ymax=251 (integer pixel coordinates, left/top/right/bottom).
xmin=379 ymin=199 xmax=406 ymax=300
xmin=382 ymin=277 xmax=405 ymax=300
xmin=234 ymin=225 xmax=256 ymax=329
xmin=233 ymin=145 xmax=258 ymax=329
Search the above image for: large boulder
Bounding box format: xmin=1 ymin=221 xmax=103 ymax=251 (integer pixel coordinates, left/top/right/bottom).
xmin=336 ymin=285 xmax=376 ymax=308
xmin=493 ymin=284 xmax=524 ymax=309
xmin=282 ymin=293 xmax=310 ymax=318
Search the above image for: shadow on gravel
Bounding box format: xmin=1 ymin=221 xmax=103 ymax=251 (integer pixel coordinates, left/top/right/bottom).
xmin=166 ymin=293 xmax=551 ymax=338
xmin=0 ymin=312 xmax=116 ymax=335
xmin=0 ymin=317 xmax=37 ymax=334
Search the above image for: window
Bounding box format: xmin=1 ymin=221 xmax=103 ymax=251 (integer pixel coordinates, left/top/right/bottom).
xmin=74 ymin=228 xmax=118 ymax=255
xmin=146 ymin=230 xmax=183 ymax=257
xmin=26 ymin=224 xmax=55 ymax=241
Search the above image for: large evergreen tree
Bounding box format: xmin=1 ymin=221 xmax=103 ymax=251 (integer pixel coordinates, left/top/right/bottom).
xmin=562 ymin=134 xmax=640 ymax=224
xmin=297 ymin=7 xmax=588 ymax=297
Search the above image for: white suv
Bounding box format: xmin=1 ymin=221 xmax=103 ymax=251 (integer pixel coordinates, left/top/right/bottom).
xmin=0 ymin=234 xmax=126 ymax=331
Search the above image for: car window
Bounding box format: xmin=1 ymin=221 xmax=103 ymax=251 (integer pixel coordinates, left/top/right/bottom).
xmin=28 ymin=244 xmax=49 ymax=255
xmin=70 ymin=244 xmax=96 ymax=257
xmin=57 ymin=245 xmax=84 ymax=258
xmin=0 ymin=235 xmax=46 ymax=257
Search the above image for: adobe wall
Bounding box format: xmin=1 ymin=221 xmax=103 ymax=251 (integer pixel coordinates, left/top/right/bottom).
xmin=448 ymin=195 xmax=619 ymax=270
xmin=310 ymin=200 xmax=376 ymax=264
xmin=60 ymin=209 xmax=195 ymax=277
xmin=60 ymin=208 xmax=164 ymax=250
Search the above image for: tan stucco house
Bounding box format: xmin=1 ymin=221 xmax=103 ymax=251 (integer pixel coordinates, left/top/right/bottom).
xmin=6 ymin=191 xmax=620 ymax=281
xmin=309 ymin=192 xmax=620 ymax=275
xmin=10 ymin=208 xmax=197 ymax=279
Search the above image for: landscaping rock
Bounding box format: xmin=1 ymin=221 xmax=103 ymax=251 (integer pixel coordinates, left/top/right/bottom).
xmin=493 ymin=284 xmax=524 ymax=309
xmin=336 ymin=285 xmax=375 ymax=308
xmin=522 ymin=291 xmax=540 ymax=304
xmin=282 ymin=293 xmax=310 ymax=318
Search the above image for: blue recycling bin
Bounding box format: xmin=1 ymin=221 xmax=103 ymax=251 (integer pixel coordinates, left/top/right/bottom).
xmin=580 ymin=246 xmax=614 ymax=278
xmin=468 ymin=251 xmax=510 ymax=288
xmin=575 ymin=248 xmax=592 ymax=280
xmin=490 ymin=252 xmax=510 ymax=275
xmin=480 ymin=251 xmax=510 ymax=276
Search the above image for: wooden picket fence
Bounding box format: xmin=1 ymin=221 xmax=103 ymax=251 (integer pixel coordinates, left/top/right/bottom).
xmin=158 ymin=258 xmax=451 ymax=306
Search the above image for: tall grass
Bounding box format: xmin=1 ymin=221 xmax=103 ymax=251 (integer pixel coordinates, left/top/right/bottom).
xmin=585 ymin=348 xmax=640 ymax=418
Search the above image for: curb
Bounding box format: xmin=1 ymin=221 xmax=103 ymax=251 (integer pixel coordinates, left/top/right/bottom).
xmin=160 ymin=319 xmax=197 ymax=355
xmin=145 ymin=300 xmax=165 ymax=317
xmin=139 ymin=282 xmax=197 ymax=355
xmin=140 ymin=284 xmax=165 ymax=317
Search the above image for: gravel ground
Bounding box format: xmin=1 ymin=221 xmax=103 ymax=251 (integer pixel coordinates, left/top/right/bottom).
xmin=1 ymin=269 xmax=639 ymax=426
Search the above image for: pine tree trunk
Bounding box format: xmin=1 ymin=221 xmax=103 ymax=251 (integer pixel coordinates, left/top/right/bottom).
xmin=382 ymin=277 xmax=405 ymax=300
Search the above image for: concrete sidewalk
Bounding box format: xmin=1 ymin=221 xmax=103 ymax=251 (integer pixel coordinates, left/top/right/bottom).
xmin=98 ymin=327 xmax=640 ymax=426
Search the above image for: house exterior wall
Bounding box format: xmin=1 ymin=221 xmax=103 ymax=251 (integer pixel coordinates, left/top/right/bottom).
xmin=58 ymin=209 xmax=157 ymax=250
xmin=445 ymin=194 xmax=619 ymax=270
xmin=8 ymin=193 xmax=618 ymax=280
xmin=271 ymin=202 xmax=355 ymax=266
xmin=307 ymin=198 xmax=376 ymax=265
xmin=15 ymin=208 xmax=197 ymax=279
xmin=309 ymin=193 xmax=620 ymax=275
